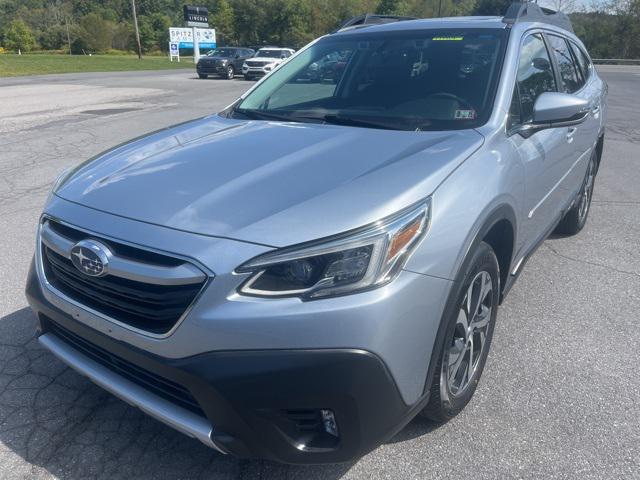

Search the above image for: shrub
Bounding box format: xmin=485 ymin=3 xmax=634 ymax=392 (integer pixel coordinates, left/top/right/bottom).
xmin=70 ymin=37 xmax=89 ymax=55
xmin=3 ymin=19 xmax=36 ymax=53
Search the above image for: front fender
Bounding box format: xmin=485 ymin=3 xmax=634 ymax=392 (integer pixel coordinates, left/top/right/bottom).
xmin=404 ymin=141 xmax=523 ymax=283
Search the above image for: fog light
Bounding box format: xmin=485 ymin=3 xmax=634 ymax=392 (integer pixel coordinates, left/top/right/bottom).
xmin=321 ymin=409 xmax=339 ymax=437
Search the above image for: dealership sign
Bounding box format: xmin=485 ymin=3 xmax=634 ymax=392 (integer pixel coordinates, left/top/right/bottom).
xmin=169 ymin=27 xmax=216 ymax=49
xmin=183 ymin=5 xmax=208 ymax=28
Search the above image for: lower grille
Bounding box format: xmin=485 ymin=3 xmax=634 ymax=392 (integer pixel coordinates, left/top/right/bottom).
xmin=46 ymin=318 xmax=206 ymax=417
xmin=198 ymin=64 xmax=224 ymax=73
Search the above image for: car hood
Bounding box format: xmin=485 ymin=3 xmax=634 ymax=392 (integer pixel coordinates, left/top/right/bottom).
xmin=56 ymin=116 xmax=483 ymax=247
xmin=200 ymin=56 xmax=228 ymax=61
xmin=248 ymin=57 xmax=282 ymax=63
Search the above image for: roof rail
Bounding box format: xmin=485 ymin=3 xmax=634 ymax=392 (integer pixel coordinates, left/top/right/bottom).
xmin=334 ymin=13 xmax=417 ymax=33
xmin=503 ymin=2 xmax=574 ymax=33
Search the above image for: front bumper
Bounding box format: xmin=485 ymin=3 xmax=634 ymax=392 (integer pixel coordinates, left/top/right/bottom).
xmin=242 ymin=66 xmax=271 ymax=77
xmin=27 ymin=262 xmax=421 ymax=463
xmin=197 ymin=62 xmax=228 ymax=75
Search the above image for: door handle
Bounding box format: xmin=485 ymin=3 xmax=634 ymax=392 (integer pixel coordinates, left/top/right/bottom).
xmin=566 ymin=127 xmax=577 ymax=143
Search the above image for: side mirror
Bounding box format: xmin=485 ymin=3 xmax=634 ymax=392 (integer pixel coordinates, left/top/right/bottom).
xmin=516 ymin=92 xmax=590 ymax=138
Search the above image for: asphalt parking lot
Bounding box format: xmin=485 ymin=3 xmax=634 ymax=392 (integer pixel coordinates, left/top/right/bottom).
xmin=0 ymin=66 xmax=639 ymax=479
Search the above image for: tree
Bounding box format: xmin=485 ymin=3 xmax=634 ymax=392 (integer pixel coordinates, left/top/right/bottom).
xmin=472 ymin=0 xmax=512 ymax=15
xmin=545 ymin=0 xmax=578 ymax=12
xmin=3 ymin=19 xmax=36 ymax=52
xmin=112 ymin=22 xmax=134 ymax=51
xmin=212 ymin=0 xmax=236 ymax=45
xmin=135 ymin=15 xmax=155 ymax=52
xmin=70 ymin=37 xmax=89 ymax=54
xmin=79 ymin=13 xmax=113 ymax=52
xmin=230 ymin=0 xmax=265 ymax=45
xmin=262 ymin=0 xmax=313 ymax=47
xmin=376 ymin=0 xmax=409 ymax=14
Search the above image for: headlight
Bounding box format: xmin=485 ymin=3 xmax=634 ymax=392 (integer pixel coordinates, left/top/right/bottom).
xmin=242 ymin=62 xmax=248 ymax=68
xmin=236 ymin=199 xmax=431 ymax=299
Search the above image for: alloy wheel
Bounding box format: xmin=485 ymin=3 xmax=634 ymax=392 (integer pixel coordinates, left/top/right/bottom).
xmin=446 ymin=270 xmax=494 ymax=397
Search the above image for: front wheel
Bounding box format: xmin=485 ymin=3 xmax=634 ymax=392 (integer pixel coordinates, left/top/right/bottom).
xmin=554 ymin=151 xmax=597 ymax=236
xmin=422 ymin=241 xmax=499 ymax=422
xmin=225 ymin=65 xmax=235 ymax=80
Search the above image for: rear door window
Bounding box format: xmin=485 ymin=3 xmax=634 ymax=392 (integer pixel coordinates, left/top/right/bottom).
xmin=547 ymin=35 xmax=583 ymax=93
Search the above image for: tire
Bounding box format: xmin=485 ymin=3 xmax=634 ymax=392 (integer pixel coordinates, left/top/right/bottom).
xmin=198 ymin=73 xmax=208 ymax=79
xmin=554 ymin=151 xmax=597 ymax=236
xmin=421 ymin=241 xmax=500 ymax=423
xmin=225 ymin=65 xmax=235 ymax=80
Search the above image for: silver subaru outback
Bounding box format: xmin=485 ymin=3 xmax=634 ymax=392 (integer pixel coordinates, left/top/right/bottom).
xmin=26 ymin=4 xmax=606 ymax=464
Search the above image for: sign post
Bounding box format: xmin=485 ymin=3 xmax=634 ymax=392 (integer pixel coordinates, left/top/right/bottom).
xmin=183 ymin=5 xmax=209 ymax=63
xmin=192 ymin=26 xmax=200 ymax=63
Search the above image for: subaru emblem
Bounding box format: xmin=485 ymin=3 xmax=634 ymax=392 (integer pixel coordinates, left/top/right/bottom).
xmin=70 ymin=240 xmax=111 ymax=277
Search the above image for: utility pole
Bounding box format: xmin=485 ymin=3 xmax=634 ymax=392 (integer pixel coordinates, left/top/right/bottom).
xmin=438 ymin=0 xmax=443 ymax=17
xmin=65 ymin=16 xmax=71 ymax=55
xmin=131 ymin=0 xmax=143 ymax=59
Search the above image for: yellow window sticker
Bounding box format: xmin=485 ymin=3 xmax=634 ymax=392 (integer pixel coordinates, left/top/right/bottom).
xmin=432 ymin=36 xmax=464 ymax=41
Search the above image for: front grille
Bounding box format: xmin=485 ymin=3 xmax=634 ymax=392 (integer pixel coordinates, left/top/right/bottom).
xmin=41 ymin=220 xmax=206 ymax=335
xmin=46 ymin=318 xmax=205 ymax=417
xmin=198 ymin=62 xmax=224 ymax=73
xmin=245 ymin=60 xmax=268 ymax=67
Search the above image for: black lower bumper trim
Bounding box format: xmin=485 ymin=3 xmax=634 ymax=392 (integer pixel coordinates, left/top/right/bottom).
xmin=26 ymin=259 xmax=419 ymax=463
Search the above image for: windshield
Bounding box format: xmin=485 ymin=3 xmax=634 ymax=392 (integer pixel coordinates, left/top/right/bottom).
xmin=233 ymin=29 xmax=506 ymax=131
xmin=256 ymin=49 xmax=286 ymax=58
xmin=207 ymin=49 xmax=235 ymax=57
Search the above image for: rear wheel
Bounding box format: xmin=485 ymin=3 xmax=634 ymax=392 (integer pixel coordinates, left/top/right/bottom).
xmin=422 ymin=242 xmax=499 ymax=422
xmin=225 ymin=65 xmax=235 ymax=80
xmin=554 ymin=151 xmax=597 ymax=236
xmin=198 ymin=73 xmax=207 ymax=79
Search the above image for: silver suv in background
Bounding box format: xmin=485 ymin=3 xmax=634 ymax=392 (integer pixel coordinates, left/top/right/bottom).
xmin=242 ymin=47 xmax=295 ymax=80
xmin=27 ymin=3 xmax=606 ymax=464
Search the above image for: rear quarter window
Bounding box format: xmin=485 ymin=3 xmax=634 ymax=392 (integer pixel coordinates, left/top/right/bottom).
xmin=569 ymin=41 xmax=591 ymax=81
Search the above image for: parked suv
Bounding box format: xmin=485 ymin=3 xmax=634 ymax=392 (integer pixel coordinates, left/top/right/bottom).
xmin=242 ymin=47 xmax=295 ymax=80
xmin=27 ymin=4 xmax=606 ymax=464
xmin=197 ymin=47 xmax=255 ymax=79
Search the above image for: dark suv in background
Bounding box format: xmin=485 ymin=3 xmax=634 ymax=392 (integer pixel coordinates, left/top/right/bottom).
xmin=197 ymin=47 xmax=255 ymax=79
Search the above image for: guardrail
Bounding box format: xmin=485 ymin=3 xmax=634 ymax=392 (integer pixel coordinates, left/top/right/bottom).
xmin=593 ymin=58 xmax=640 ymax=65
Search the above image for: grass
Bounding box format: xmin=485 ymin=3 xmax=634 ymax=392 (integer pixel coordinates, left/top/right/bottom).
xmin=0 ymin=54 xmax=194 ymax=77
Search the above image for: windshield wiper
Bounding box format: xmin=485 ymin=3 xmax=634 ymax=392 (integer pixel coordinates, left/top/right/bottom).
xmin=231 ymin=108 xmax=295 ymax=122
xmin=321 ymin=114 xmax=406 ymax=131
xmin=232 ymin=109 xmax=408 ymax=131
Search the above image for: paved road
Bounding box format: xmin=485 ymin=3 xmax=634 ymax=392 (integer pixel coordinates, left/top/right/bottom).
xmin=0 ymin=66 xmax=638 ymax=480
